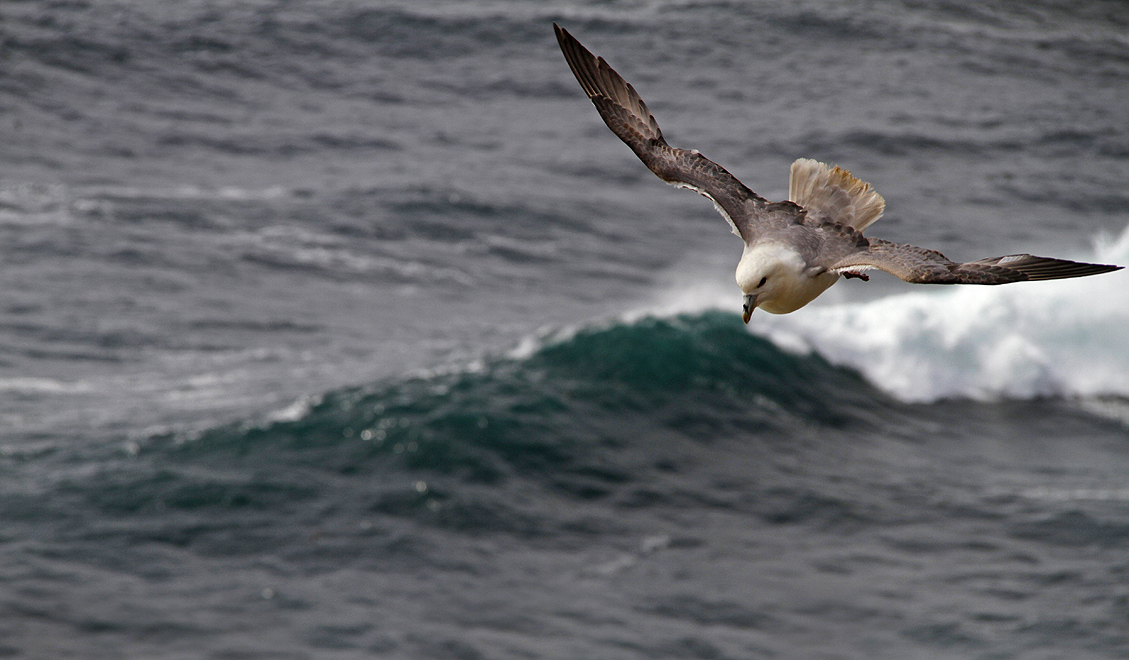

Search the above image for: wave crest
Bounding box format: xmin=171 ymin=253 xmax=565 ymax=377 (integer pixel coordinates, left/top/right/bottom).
xmin=170 ymin=312 xmax=881 ymax=483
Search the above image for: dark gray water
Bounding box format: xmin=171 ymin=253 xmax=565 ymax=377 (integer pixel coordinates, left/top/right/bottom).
xmin=2 ymin=1 xmax=1129 ymax=658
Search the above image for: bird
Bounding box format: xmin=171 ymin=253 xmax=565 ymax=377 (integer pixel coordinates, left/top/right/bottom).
xmin=553 ymin=24 xmax=1121 ymax=322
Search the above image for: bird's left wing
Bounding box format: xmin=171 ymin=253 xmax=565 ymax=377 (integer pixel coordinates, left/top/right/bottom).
xmin=825 ymin=232 xmax=1122 ymax=284
xmin=554 ymin=23 xmax=764 ymax=243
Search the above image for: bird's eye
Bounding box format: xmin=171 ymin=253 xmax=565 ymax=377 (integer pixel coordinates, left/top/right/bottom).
xmin=758 ymin=276 xmax=767 ymax=288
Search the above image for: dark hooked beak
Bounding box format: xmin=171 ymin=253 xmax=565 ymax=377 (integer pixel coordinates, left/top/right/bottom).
xmin=742 ymin=294 xmax=758 ymax=324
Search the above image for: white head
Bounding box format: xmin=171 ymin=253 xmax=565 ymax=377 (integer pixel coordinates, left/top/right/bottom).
xmin=735 ymin=242 xmax=837 ymax=319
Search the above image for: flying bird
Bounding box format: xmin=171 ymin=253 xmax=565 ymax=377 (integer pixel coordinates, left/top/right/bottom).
xmin=553 ymin=24 xmax=1121 ymax=321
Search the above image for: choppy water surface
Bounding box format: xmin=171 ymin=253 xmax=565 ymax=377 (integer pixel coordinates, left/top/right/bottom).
xmin=2 ymin=1 xmax=1129 ymax=658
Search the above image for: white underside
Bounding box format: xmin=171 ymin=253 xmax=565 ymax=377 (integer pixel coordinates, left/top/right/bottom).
xmin=757 ymin=270 xmax=839 ymax=314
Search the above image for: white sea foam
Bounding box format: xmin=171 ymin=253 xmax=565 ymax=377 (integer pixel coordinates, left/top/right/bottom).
xmin=0 ymin=377 xmax=92 ymax=394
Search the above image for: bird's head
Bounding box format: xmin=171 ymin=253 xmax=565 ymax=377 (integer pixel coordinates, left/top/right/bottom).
xmin=735 ymin=242 xmax=825 ymax=319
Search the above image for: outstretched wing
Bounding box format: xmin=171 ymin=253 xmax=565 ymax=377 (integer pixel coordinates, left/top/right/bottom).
xmin=554 ymin=23 xmax=764 ymax=243
xmin=827 ymin=236 xmax=1122 ymax=284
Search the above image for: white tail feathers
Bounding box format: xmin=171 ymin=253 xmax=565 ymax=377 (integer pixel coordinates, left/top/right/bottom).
xmin=789 ymin=158 xmax=886 ymax=233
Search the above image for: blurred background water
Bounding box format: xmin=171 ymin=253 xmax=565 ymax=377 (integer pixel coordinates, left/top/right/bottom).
xmin=2 ymin=1 xmax=1129 ymax=658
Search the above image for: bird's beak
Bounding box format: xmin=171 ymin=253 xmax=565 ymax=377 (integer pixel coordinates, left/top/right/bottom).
xmin=742 ymin=294 xmax=758 ymax=324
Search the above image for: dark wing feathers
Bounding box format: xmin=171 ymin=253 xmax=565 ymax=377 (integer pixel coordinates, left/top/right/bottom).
xmin=555 ymin=27 xmax=664 ymax=144
xmin=966 ymin=254 xmax=1121 ymax=281
xmin=830 ymin=237 xmax=1121 ymax=284
xmin=554 ymin=23 xmax=763 ymax=242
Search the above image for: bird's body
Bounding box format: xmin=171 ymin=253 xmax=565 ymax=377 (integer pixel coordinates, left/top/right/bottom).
xmin=553 ymin=24 xmax=1121 ymax=320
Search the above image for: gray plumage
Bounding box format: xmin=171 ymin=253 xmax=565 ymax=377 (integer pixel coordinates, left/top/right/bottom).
xmin=554 ymin=24 xmax=1121 ymax=317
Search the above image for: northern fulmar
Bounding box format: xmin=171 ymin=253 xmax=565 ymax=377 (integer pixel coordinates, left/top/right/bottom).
xmin=554 ymin=24 xmax=1121 ymax=321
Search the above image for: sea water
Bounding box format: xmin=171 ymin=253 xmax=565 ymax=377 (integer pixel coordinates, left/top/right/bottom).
xmin=2 ymin=1 xmax=1128 ymax=658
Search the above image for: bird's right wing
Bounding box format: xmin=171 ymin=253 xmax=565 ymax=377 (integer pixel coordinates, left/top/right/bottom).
xmin=828 ymin=236 xmax=1122 ymax=284
xmin=554 ymin=23 xmax=764 ymax=243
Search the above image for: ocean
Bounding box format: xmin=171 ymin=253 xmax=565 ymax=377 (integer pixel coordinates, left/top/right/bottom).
xmin=2 ymin=1 xmax=1129 ymax=658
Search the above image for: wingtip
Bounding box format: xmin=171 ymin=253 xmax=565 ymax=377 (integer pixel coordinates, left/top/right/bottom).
xmin=553 ymin=23 xmax=609 ymax=104
xmin=553 ymin=22 xmax=572 ymax=47
xmin=1005 ymin=256 xmax=1124 ymax=281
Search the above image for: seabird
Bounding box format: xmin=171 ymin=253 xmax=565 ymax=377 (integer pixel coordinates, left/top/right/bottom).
xmin=554 ymin=24 xmax=1121 ymax=321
